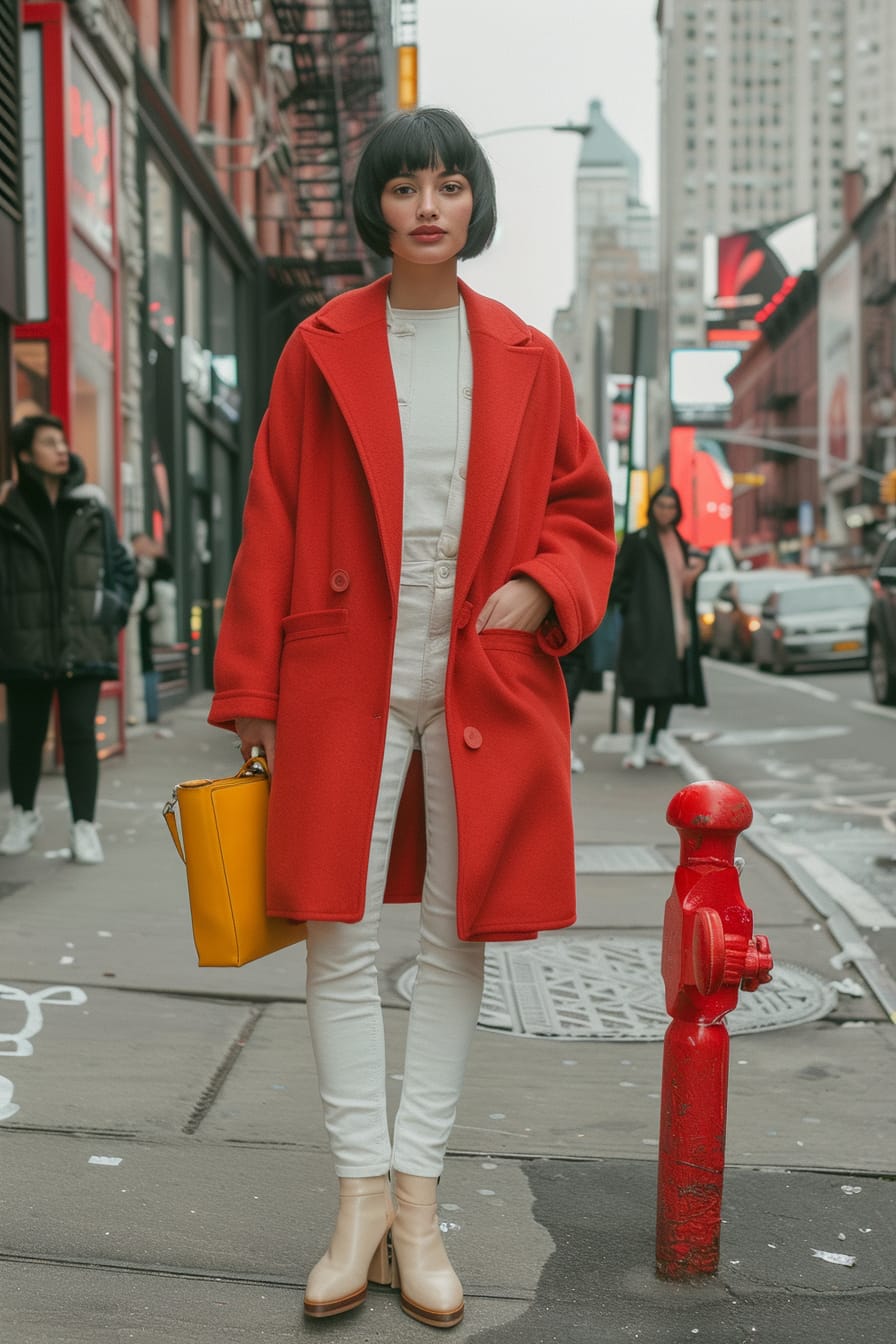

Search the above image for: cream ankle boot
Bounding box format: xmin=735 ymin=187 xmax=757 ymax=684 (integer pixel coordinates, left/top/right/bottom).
xmin=303 ymin=1174 xmax=394 ymax=1318
xmin=390 ymin=1172 xmax=464 ymax=1329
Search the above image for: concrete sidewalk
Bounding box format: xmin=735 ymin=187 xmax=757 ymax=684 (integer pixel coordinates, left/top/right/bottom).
xmin=0 ymin=692 xmax=893 ymax=1343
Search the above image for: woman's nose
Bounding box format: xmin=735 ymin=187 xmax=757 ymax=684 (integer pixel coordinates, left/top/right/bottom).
xmin=417 ymin=191 xmax=438 ymax=217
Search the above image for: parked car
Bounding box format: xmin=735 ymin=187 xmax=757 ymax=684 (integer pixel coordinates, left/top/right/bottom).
xmin=867 ymin=528 xmax=896 ymax=704
xmin=710 ymin=569 xmax=809 ymax=662
xmin=694 ymin=570 xmax=739 ymax=651
xmin=753 ymin=575 xmax=871 ymax=674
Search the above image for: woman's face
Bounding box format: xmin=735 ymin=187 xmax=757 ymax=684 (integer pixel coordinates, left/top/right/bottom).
xmin=651 ymin=495 xmax=678 ymax=528
xmin=23 ymin=425 xmax=70 ymax=478
xmin=380 ymin=162 xmax=473 ymax=267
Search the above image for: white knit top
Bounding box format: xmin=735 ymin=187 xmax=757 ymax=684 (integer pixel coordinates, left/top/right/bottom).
xmin=386 ymin=298 xmax=473 ymax=562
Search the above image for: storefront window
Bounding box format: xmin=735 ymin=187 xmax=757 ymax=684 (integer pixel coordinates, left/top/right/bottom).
xmin=21 ymin=27 xmax=47 ymax=322
xmin=146 ymin=157 xmax=177 ymax=347
xmin=209 ymin=245 xmax=240 ymax=430
xmin=13 ymin=340 xmax=50 ymax=419
xmin=182 ymin=210 xmax=209 ymax=406
xmin=69 ymin=51 xmax=113 ymax=258
xmin=70 ymin=235 xmax=115 ymax=497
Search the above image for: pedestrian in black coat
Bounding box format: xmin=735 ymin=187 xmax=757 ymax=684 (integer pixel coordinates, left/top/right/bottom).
xmin=0 ymin=415 xmax=136 ymax=862
xmin=610 ymin=485 xmax=707 ymax=769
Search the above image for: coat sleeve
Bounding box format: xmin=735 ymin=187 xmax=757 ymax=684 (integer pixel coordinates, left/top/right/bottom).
xmin=509 ymin=346 xmax=617 ymax=657
xmin=97 ymin=509 xmax=138 ymax=631
xmin=609 ymin=531 xmax=638 ymax=612
xmin=208 ymin=334 xmax=307 ymax=731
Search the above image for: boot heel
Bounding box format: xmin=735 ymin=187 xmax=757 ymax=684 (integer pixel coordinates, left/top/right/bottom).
xmin=367 ymin=1233 xmax=393 ymax=1286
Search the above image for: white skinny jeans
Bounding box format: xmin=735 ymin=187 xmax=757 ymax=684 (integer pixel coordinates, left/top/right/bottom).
xmin=304 ymin=560 xmax=486 ymax=1178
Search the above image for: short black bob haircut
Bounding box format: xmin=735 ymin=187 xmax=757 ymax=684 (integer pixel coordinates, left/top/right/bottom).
xmin=648 ymin=485 xmax=684 ymax=527
xmin=352 ymin=107 xmax=497 ymax=260
xmin=10 ymin=414 xmax=66 ymax=464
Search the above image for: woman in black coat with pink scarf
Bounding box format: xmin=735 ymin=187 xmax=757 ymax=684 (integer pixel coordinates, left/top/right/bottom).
xmin=610 ymin=485 xmax=707 ymax=769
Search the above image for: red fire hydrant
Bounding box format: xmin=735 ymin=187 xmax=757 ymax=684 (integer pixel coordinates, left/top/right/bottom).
xmin=655 ymin=781 xmax=773 ymax=1280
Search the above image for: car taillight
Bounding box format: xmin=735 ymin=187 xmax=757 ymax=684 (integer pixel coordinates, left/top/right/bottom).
xmin=701 ymin=612 xmax=714 ymax=626
xmin=773 ymin=626 xmax=783 ymax=640
xmin=871 ymin=578 xmax=884 ymax=598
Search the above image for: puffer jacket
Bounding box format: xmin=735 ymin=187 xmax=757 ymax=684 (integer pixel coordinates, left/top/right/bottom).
xmin=0 ymin=453 xmax=137 ymax=682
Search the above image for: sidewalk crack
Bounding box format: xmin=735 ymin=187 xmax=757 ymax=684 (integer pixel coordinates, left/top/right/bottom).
xmin=182 ymin=1005 xmax=265 ymax=1136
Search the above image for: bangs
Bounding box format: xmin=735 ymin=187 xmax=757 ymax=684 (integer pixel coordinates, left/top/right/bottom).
xmin=364 ymin=111 xmax=479 ymax=186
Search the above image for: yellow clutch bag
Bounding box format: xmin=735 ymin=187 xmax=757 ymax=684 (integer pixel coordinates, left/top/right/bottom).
xmin=163 ymin=754 xmax=306 ymax=967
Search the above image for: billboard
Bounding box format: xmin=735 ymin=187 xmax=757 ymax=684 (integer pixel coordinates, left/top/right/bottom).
xmin=704 ymin=213 xmax=817 ymax=348
xmin=669 ymin=427 xmax=733 ymax=549
xmin=818 ymin=240 xmax=861 ymax=482
xmin=669 ymin=347 xmax=741 ymax=426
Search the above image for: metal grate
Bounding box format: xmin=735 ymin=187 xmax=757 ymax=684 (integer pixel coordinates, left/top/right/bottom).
xmin=396 ymin=937 xmax=839 ymax=1041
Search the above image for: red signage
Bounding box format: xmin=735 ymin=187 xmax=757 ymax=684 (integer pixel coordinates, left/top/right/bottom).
xmin=69 ymin=51 xmax=112 ymax=255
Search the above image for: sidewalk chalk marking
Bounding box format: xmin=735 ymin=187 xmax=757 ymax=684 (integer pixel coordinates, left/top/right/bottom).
xmin=0 ymin=1074 xmax=20 ymax=1121
xmin=0 ymin=984 xmax=88 ymax=1057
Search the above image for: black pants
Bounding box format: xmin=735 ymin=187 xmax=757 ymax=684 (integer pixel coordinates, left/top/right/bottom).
xmin=5 ymin=678 xmax=102 ymax=821
xmin=632 ymin=698 xmax=674 ymax=740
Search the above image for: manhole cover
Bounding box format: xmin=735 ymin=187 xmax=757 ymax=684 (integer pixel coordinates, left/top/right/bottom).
xmin=395 ymin=936 xmax=838 ymax=1041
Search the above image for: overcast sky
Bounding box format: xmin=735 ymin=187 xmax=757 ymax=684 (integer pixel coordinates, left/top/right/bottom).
xmin=417 ymin=0 xmax=659 ymax=334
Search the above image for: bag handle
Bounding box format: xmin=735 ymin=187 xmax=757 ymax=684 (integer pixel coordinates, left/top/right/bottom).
xmin=163 ymin=753 xmax=269 ymax=866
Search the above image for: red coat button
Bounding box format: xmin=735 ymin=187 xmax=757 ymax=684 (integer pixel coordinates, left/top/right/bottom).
xmin=463 ymin=726 xmax=483 ymax=749
xmin=330 ymin=570 xmax=350 ymax=592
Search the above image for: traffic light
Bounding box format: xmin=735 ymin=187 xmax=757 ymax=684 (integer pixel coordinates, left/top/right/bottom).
xmin=880 ymin=469 xmax=896 ymax=505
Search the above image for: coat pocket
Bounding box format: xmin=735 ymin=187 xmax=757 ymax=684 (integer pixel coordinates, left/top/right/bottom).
xmin=477 ymin=628 xmax=541 ymax=655
xmin=281 ymin=609 xmax=348 ymax=643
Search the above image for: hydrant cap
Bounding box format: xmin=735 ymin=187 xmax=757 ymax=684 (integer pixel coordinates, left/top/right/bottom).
xmin=666 ymin=781 xmax=753 ymax=834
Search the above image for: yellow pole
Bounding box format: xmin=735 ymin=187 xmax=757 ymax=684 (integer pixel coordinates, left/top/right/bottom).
xmin=397 ymin=44 xmax=417 ymax=109
xmin=394 ymin=1 xmax=418 ymax=108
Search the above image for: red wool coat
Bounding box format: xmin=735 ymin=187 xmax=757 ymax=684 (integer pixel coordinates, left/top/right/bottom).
xmin=209 ymin=276 xmax=616 ymax=940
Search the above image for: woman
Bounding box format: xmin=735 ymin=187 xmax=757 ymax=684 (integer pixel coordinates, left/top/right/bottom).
xmin=0 ymin=415 xmax=136 ymax=863
xmin=209 ymin=108 xmax=615 ymax=1328
xmin=611 ymin=485 xmax=707 ymax=769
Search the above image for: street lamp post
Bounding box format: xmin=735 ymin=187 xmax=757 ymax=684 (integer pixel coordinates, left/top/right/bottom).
xmin=476 ymin=122 xmax=591 ymax=140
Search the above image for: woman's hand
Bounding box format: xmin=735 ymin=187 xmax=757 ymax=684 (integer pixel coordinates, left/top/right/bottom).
xmin=234 ymin=717 xmax=277 ymax=772
xmin=476 ymin=577 xmax=552 ymax=634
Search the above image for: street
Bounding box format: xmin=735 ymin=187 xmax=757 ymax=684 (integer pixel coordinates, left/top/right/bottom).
xmin=1 ymin=683 xmax=895 ymax=1342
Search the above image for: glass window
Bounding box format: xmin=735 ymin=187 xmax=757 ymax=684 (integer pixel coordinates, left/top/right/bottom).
xmin=146 ymin=158 xmax=177 ymax=348
xmin=70 ymin=235 xmax=115 ymax=498
xmin=69 ymin=51 xmax=113 ymax=258
xmin=182 ymin=211 xmax=210 ymax=405
xmin=13 ymin=340 xmax=50 ymax=419
xmin=209 ymin=245 xmax=240 ymax=430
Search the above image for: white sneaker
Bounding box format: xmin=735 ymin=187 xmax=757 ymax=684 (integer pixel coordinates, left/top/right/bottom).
xmin=571 ymin=750 xmax=585 ymax=774
xmin=622 ymin=733 xmax=647 ymax=770
xmin=646 ymin=731 xmax=682 ymax=766
xmin=0 ymin=806 xmax=42 ymax=855
xmin=70 ymin=820 xmax=104 ymax=864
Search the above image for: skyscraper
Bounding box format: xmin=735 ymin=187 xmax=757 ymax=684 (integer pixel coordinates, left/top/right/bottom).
xmin=656 ymin=0 xmax=896 ymax=358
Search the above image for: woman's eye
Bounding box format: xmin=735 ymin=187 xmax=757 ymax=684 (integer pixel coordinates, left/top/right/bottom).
xmin=442 ymin=181 xmax=463 ymax=193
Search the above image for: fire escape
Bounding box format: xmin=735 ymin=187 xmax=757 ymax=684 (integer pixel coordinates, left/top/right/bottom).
xmin=197 ymin=1 xmax=388 ymax=316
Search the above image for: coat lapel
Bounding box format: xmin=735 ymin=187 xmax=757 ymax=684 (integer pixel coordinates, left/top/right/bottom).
xmin=299 ymin=276 xmax=543 ymax=606
xmin=301 ymin=276 xmax=404 ymax=602
xmin=455 ymin=282 xmax=543 ymax=599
